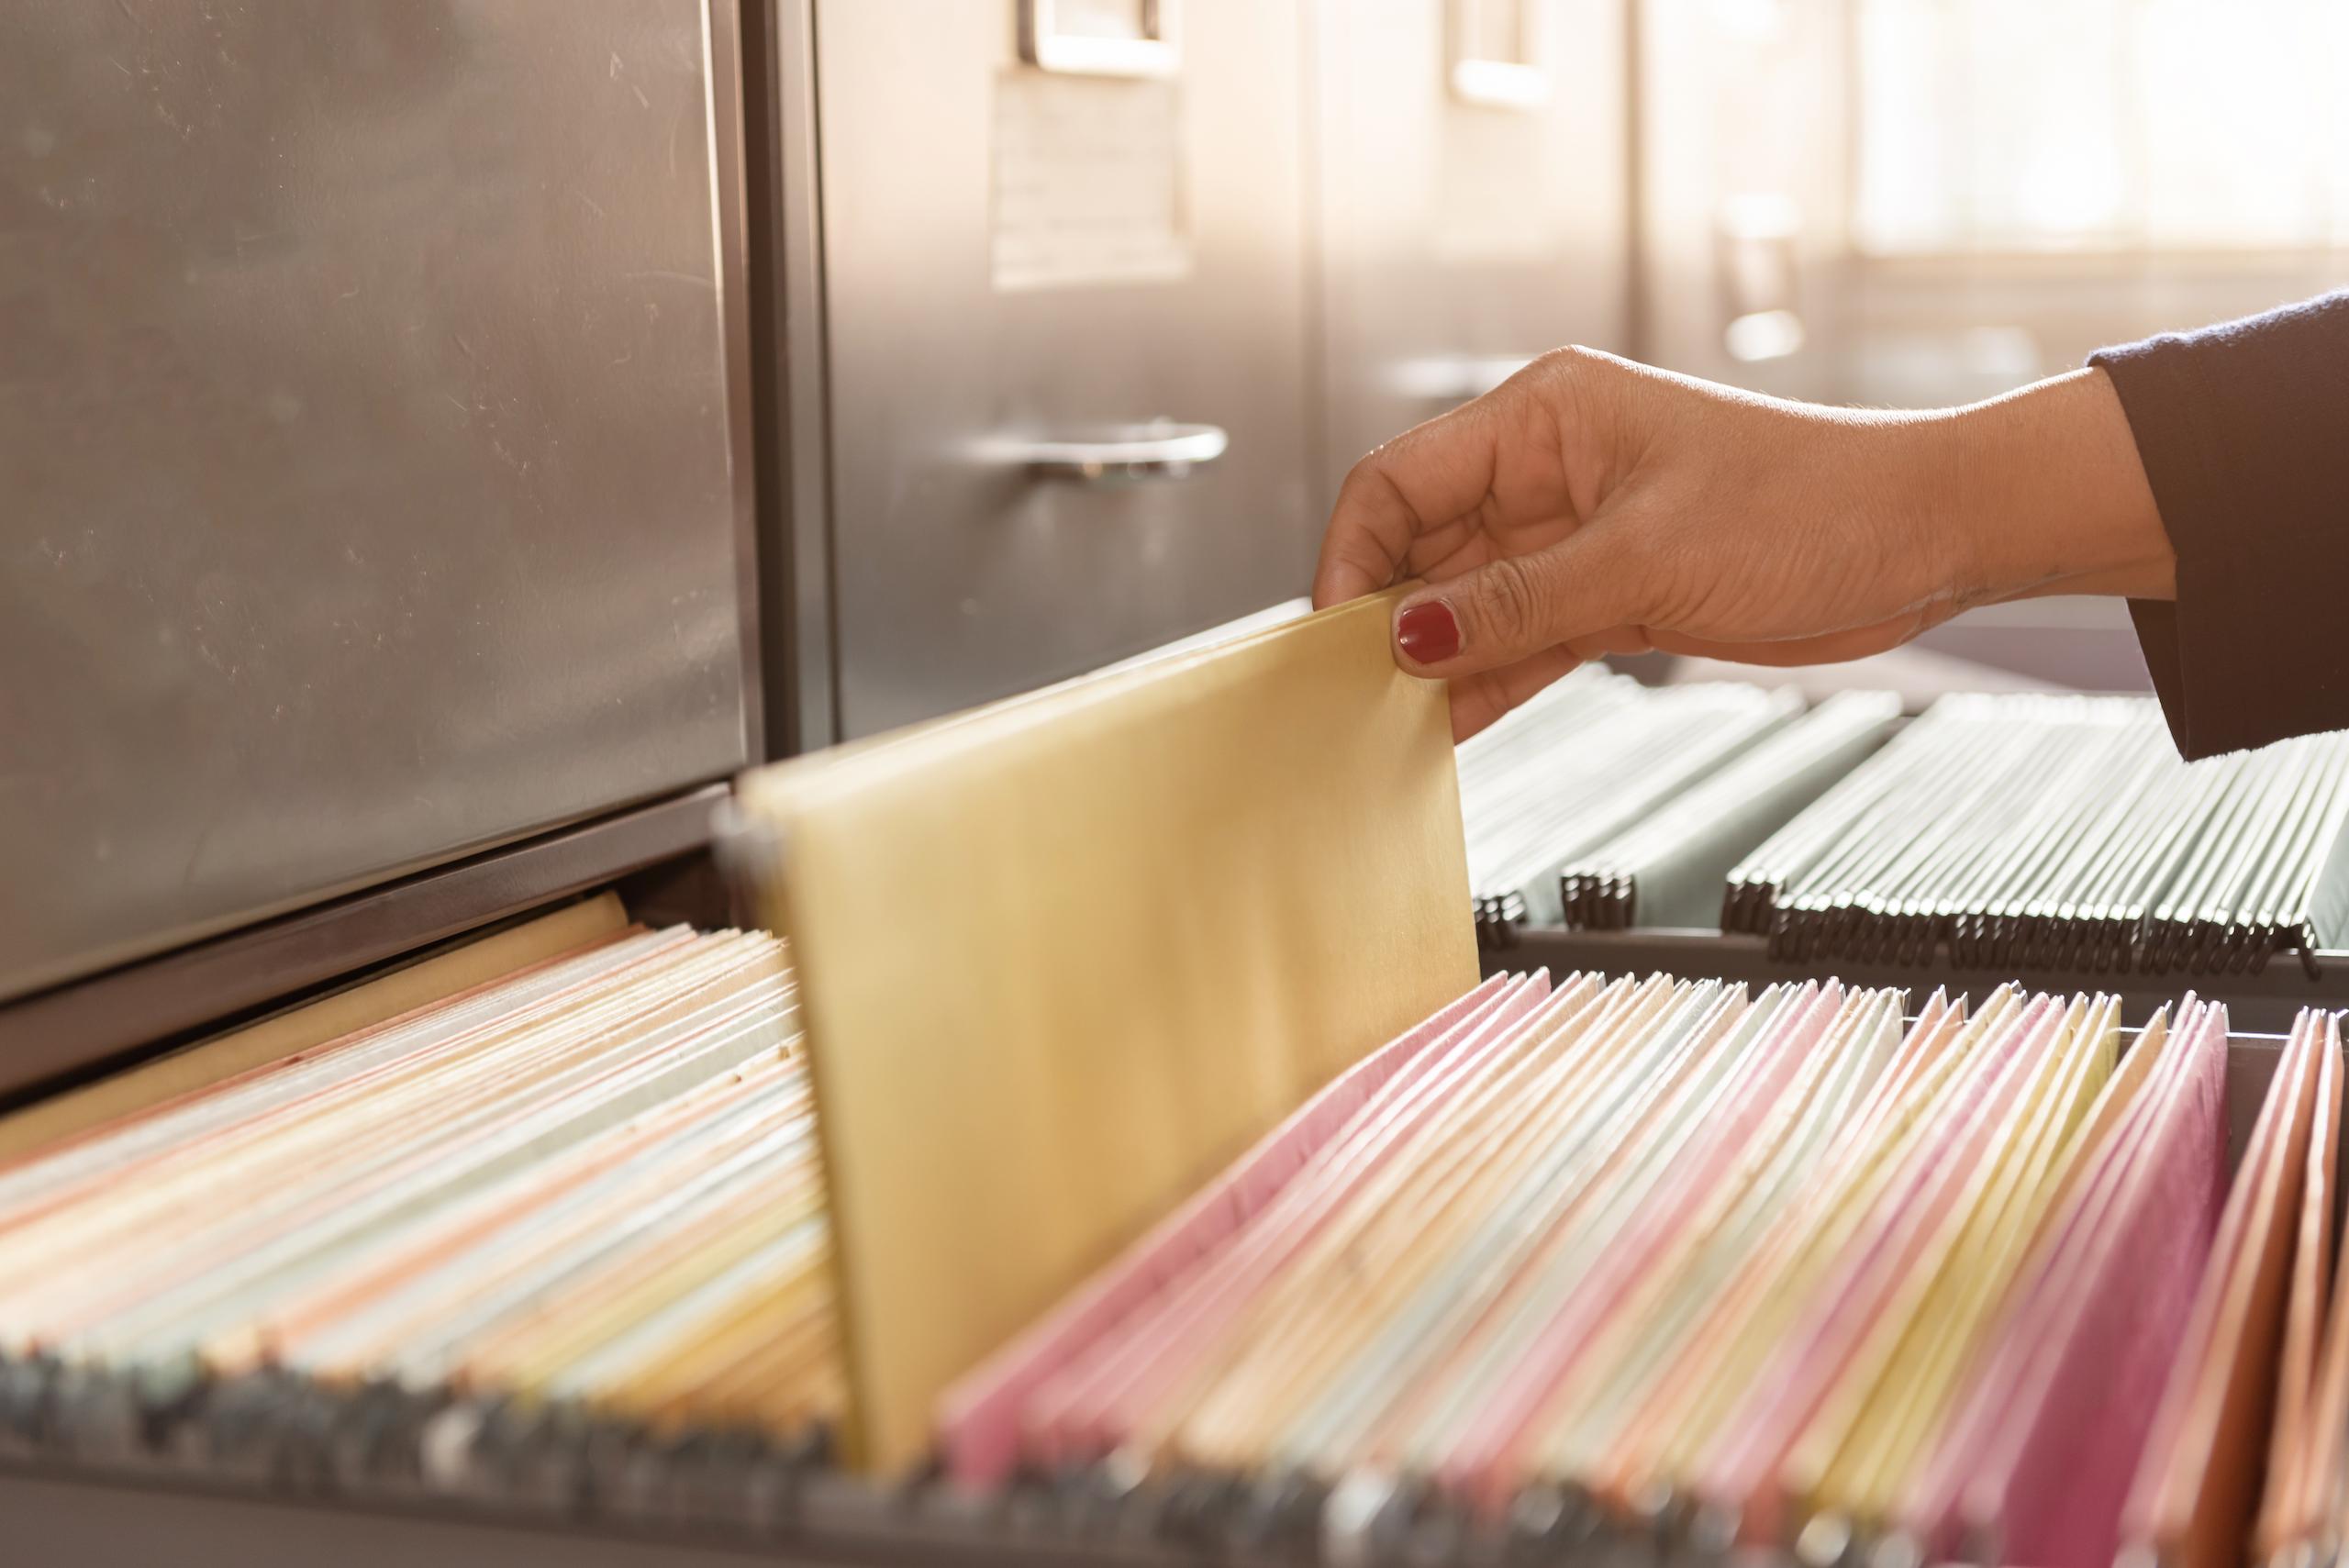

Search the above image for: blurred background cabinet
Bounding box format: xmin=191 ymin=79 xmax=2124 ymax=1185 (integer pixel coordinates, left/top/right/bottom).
xmin=1315 ymin=0 xmax=1633 ymax=496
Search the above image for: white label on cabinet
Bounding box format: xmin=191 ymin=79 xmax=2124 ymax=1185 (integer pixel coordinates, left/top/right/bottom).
xmin=992 ymin=72 xmax=1189 ymax=292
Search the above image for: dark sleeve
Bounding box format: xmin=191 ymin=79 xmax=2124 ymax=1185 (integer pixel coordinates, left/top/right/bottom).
xmin=2089 ymin=289 xmax=2349 ymax=760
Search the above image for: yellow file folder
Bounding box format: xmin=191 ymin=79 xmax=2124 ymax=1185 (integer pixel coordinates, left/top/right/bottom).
xmin=732 ymin=592 xmax=1479 ymax=1472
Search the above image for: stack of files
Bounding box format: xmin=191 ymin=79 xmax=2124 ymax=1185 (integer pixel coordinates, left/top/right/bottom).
xmin=2125 ymin=1006 xmax=2339 ymax=1568
xmin=1556 ymin=689 xmax=1899 ymax=931
xmin=937 ymin=965 xmax=2244 ymax=1568
xmin=0 ymin=906 xmax=840 ymax=1495
xmin=1723 ymin=694 xmax=2349 ymax=974
xmin=1886 ymin=995 xmax=2233 ymax=1568
xmin=1459 ymin=667 xmax=1802 ymax=934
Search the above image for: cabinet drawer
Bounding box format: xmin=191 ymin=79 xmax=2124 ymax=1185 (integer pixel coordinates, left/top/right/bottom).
xmin=815 ymin=0 xmax=1316 ymax=739
xmin=1317 ymin=0 xmax=1631 ymax=492
xmin=0 ymin=0 xmax=755 ymax=1002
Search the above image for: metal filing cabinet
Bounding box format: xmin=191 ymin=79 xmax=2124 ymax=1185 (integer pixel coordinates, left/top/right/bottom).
xmin=807 ymin=0 xmax=1318 ymax=740
xmin=1631 ymin=0 xmax=1844 ymax=400
xmin=0 ymin=0 xmax=759 ymax=1004
xmin=1316 ymin=0 xmax=1631 ymax=493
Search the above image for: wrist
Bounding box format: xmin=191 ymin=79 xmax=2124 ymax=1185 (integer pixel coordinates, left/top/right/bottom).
xmin=1932 ymin=367 xmax=2176 ymax=606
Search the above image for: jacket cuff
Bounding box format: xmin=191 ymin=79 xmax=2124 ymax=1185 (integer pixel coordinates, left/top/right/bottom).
xmin=2092 ymin=291 xmax=2349 ymax=759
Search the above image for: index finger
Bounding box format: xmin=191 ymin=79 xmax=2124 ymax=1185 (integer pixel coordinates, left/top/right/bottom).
xmin=1310 ymin=398 xmax=1509 ymax=608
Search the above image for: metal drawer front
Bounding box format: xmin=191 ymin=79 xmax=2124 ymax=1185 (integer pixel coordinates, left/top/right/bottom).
xmin=1317 ymin=0 xmax=1631 ymax=495
xmin=0 ymin=0 xmax=756 ymax=1002
xmin=815 ymin=0 xmax=1316 ymax=740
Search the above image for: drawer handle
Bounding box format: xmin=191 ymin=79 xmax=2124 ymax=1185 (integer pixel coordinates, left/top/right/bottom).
xmin=1019 ymin=0 xmax=1181 ymax=78
xmin=1449 ymin=0 xmax=1551 ymax=109
xmin=979 ymin=421 xmax=1228 ymax=483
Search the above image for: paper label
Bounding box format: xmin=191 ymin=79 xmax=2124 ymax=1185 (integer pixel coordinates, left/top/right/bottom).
xmin=992 ymin=72 xmax=1189 ymax=291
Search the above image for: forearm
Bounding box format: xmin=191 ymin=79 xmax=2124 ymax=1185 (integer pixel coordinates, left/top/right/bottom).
xmin=1930 ymin=367 xmax=2176 ymax=607
xmin=1319 ymin=292 xmax=2344 ymax=750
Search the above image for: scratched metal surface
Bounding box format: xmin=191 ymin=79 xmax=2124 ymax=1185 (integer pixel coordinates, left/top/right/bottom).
xmin=0 ymin=0 xmax=755 ymax=1003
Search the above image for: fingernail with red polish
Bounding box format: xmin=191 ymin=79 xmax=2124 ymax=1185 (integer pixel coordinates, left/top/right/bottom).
xmin=1396 ymin=599 xmax=1461 ymax=665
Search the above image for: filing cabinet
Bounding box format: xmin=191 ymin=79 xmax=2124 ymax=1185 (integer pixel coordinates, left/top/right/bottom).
xmin=1315 ymin=0 xmax=1632 ymax=492
xmin=0 ymin=0 xmax=759 ymax=1005
xmin=1631 ymin=0 xmax=1845 ymax=399
xmin=810 ymin=0 xmax=1319 ymax=740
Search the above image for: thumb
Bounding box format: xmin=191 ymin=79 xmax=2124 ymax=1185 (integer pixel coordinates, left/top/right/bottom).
xmin=1390 ymin=534 xmax=1653 ymax=676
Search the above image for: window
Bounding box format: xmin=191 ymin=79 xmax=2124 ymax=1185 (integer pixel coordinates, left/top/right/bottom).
xmin=1854 ymin=0 xmax=2349 ymax=253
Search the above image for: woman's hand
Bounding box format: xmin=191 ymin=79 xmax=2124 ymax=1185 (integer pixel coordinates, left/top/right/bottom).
xmin=1312 ymin=347 xmax=2175 ymax=740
